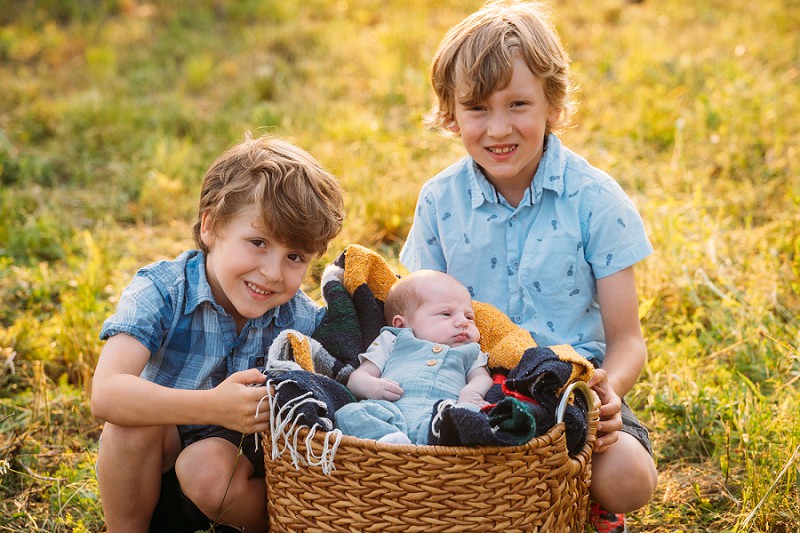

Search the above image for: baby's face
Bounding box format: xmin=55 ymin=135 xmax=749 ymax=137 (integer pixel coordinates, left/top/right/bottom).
xmin=405 ymin=282 xmax=480 ymax=347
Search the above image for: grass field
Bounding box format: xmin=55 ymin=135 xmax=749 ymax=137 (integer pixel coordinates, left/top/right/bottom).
xmin=1 ymin=0 xmax=798 ymax=531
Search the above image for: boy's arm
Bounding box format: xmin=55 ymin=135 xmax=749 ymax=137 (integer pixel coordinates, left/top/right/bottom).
xmin=457 ymin=365 xmax=492 ymax=406
xmin=589 ymin=265 xmax=646 ymax=452
xmin=596 ymin=266 xmax=647 ymax=398
xmin=345 ymin=360 xmax=404 ymax=401
xmin=91 ymin=333 xmax=270 ymax=434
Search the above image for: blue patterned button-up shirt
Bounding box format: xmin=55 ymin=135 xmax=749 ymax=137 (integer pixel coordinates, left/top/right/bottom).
xmin=400 ymin=134 xmax=653 ymax=363
xmin=100 ymin=250 xmax=324 ymax=390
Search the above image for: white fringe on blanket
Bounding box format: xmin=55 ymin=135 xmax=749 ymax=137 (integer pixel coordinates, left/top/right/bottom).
xmin=429 ymin=399 xmax=456 ymax=439
xmin=256 ymin=379 xmax=343 ymax=475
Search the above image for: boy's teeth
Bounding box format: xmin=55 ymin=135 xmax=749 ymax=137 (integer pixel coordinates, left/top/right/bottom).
xmin=490 ymin=146 xmax=515 ymax=153
xmin=247 ymin=282 xmax=269 ymax=295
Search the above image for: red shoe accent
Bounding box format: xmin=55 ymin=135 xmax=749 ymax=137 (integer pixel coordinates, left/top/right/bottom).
xmin=588 ymin=502 xmax=627 ymax=533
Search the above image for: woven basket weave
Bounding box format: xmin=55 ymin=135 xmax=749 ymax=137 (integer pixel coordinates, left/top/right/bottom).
xmin=263 ymin=383 xmax=599 ymax=532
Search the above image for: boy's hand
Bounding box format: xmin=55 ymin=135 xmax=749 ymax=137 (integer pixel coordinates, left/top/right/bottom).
xmin=587 ymin=368 xmax=622 ymax=453
xmin=211 ymin=369 xmax=271 ymax=434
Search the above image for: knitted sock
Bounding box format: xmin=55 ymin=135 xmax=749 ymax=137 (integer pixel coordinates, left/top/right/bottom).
xmin=427 ymin=398 xmax=537 ymax=447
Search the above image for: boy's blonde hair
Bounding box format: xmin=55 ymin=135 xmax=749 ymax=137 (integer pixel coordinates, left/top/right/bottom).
xmin=384 ymin=270 xmax=466 ymax=324
xmin=426 ymin=0 xmax=575 ymax=135
xmin=192 ymin=132 xmax=344 ymax=256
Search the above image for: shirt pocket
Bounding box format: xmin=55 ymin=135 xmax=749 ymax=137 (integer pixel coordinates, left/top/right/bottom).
xmin=520 ymin=238 xmax=579 ymax=297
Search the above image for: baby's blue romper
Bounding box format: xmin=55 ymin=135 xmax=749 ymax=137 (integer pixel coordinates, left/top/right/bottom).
xmin=335 ymin=327 xmax=484 ymax=444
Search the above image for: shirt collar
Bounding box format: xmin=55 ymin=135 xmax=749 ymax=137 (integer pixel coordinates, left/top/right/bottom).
xmin=467 ymin=133 xmax=565 ymax=208
xmin=182 ymin=250 xmax=286 ymax=328
xmin=532 ymin=133 xmax=566 ymax=202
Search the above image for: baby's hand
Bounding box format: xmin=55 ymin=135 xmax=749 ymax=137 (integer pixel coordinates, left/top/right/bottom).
xmin=457 ymin=389 xmax=488 ymax=408
xmin=365 ymin=378 xmax=403 ymax=402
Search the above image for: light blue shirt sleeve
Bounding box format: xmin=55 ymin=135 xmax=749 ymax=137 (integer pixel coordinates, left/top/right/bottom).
xmin=581 ymin=177 xmax=654 ymax=279
xmin=400 ymin=187 xmax=447 ymax=272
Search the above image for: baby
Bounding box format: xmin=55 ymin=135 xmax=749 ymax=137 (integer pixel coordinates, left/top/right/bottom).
xmin=335 ymin=270 xmax=493 ymax=444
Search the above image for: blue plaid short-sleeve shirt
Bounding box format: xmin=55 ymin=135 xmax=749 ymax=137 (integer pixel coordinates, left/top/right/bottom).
xmin=100 ymin=250 xmax=324 ymax=390
xmin=400 ymin=134 xmax=653 ymax=364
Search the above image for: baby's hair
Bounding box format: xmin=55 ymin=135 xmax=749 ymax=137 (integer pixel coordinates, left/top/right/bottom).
xmin=192 ymin=132 xmax=344 ymax=256
xmin=384 ymin=270 xmax=465 ymax=324
xmin=426 ymin=0 xmax=576 ymax=135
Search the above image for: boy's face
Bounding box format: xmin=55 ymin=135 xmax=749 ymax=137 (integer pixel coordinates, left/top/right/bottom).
xmin=451 ymin=55 xmax=560 ymax=205
xmin=392 ymin=281 xmax=480 ymax=347
xmin=201 ymin=206 xmax=311 ymax=330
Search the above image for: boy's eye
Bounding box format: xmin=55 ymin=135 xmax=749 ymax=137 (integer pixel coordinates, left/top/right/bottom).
xmin=459 ymin=100 xmax=485 ymax=112
xmin=287 ymin=253 xmax=307 ymax=264
xmin=250 ymin=239 xmax=266 ymax=248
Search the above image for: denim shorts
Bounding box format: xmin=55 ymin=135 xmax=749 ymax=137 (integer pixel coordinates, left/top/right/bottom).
xmin=620 ymin=399 xmax=653 ymax=456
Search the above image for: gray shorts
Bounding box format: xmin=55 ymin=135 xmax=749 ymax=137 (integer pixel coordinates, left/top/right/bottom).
xmin=620 ymin=399 xmax=653 ymax=455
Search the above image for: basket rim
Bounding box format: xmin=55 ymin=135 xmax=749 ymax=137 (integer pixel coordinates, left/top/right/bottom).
xmin=263 ymin=389 xmax=599 ymax=459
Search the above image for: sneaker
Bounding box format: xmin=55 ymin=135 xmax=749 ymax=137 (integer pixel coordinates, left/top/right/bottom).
xmin=588 ymin=502 xmax=627 ymax=533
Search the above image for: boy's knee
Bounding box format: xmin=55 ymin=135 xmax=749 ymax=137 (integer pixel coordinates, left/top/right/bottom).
xmin=591 ymin=435 xmax=658 ymax=513
xmin=615 ymin=463 xmax=658 ymax=511
xmin=100 ymin=423 xmax=163 ymax=453
xmin=98 ymin=423 xmax=181 ymax=474
xmin=175 ymin=439 xmax=246 ymax=512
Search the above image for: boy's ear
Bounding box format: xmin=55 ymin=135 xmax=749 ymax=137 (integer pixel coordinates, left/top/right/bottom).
xmin=548 ymin=105 xmax=564 ymax=128
xmin=446 ymin=119 xmax=461 ymax=134
xmin=199 ymin=212 xmax=215 ymax=247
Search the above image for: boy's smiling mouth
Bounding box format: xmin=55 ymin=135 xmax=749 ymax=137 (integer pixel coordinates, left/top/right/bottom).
xmin=488 ymin=145 xmax=516 ymax=154
xmin=246 ymin=281 xmax=272 ymax=296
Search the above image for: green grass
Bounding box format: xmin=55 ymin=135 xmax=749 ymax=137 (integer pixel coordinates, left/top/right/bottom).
xmin=1 ymin=0 xmax=798 ymax=531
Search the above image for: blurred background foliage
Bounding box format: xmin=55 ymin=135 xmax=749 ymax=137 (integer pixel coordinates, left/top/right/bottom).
xmin=0 ymin=0 xmax=798 ymax=531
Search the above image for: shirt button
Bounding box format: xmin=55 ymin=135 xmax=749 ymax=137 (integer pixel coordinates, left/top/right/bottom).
xmin=431 ymin=344 xmax=443 ymax=353
xmin=427 ymin=359 xmax=438 ymax=366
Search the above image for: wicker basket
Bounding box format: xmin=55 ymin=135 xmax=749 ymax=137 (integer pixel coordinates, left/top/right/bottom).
xmin=263 ymin=381 xmax=599 ymax=532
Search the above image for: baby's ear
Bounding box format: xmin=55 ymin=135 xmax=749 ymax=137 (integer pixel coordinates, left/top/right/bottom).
xmin=391 ymin=315 xmax=406 ymax=328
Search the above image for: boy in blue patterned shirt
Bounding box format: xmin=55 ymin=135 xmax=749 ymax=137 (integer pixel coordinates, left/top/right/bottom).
xmin=399 ymin=2 xmax=657 ymax=530
xmin=91 ymin=133 xmax=343 ymax=532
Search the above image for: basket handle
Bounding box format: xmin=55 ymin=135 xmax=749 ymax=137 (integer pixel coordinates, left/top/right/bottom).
xmin=555 ymin=380 xmax=594 ymax=424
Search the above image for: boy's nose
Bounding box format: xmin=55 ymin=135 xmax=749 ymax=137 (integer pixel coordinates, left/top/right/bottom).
xmin=487 ymin=111 xmax=512 ymax=138
xmin=258 ymin=255 xmax=281 ymax=281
